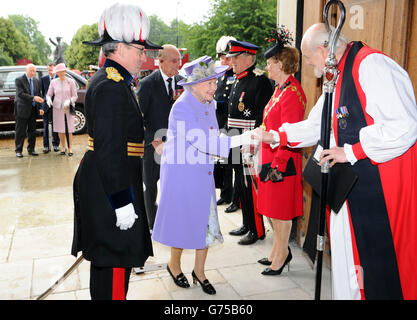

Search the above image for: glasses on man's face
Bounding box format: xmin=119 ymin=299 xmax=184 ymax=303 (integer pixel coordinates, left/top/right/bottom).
xmin=125 ymin=44 xmax=145 ymax=56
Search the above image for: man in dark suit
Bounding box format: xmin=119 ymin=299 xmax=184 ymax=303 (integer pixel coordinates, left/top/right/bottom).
xmin=14 ymin=64 xmax=44 ymax=157
xmin=40 ymin=62 xmax=60 ymax=153
xmin=137 ymin=44 xmax=183 ymax=231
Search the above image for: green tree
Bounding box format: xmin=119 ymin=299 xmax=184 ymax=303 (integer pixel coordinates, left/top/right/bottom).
xmin=0 ymin=17 xmax=32 ymax=65
xmin=148 ymin=15 xmax=189 ymax=48
xmin=64 ymin=23 xmax=100 ymax=70
xmin=184 ymin=0 xmax=277 ymax=64
xmin=8 ymin=15 xmax=51 ymax=64
xmin=0 ymin=47 xmax=14 ymax=66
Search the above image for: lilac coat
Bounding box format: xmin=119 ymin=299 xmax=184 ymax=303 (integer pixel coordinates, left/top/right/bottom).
xmin=152 ymin=90 xmax=231 ymax=249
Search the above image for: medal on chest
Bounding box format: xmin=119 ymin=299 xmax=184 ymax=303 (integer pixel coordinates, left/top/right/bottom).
xmin=336 ymin=106 xmax=349 ymax=130
xmin=238 ymin=92 xmax=245 ymax=112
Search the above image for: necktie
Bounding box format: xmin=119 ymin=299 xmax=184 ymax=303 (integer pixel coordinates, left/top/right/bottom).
xmin=29 ymin=78 xmax=35 ymax=106
xmin=167 ymin=77 xmax=174 ymax=104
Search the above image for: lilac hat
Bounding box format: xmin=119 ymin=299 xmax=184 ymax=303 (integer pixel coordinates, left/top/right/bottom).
xmin=178 ymin=55 xmax=228 ymax=86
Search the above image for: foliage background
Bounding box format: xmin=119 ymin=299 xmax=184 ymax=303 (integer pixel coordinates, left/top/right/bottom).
xmin=0 ymin=0 xmax=277 ymax=69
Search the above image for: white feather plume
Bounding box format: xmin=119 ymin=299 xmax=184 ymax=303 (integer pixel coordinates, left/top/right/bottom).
xmin=216 ymin=36 xmax=236 ymax=53
xmin=97 ymin=3 xmax=150 ymax=43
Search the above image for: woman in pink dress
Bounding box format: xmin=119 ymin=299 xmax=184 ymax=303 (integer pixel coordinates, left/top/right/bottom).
xmin=46 ymin=63 xmax=78 ymax=156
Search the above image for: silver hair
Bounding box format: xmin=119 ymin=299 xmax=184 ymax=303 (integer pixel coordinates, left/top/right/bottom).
xmin=303 ymin=25 xmax=348 ymax=54
xmin=158 ymin=44 xmax=179 ymax=60
xmin=102 ymin=42 xmax=120 ymax=57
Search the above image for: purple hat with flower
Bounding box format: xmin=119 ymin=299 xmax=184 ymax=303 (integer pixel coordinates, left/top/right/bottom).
xmin=178 ymin=56 xmax=228 ymax=86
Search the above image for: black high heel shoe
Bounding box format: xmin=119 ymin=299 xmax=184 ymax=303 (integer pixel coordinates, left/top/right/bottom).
xmin=191 ymin=270 xmax=216 ymax=295
xmin=166 ymin=265 xmax=190 ymax=288
xmin=261 ymin=247 xmax=292 ymax=276
xmin=257 ymin=257 xmax=272 ymax=266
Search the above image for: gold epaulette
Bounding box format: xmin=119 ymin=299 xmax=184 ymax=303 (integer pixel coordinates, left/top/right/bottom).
xmin=88 ymin=136 xmax=144 ymax=157
xmin=106 ymin=67 xmax=124 ymax=82
xmin=253 ymin=68 xmax=265 ymax=76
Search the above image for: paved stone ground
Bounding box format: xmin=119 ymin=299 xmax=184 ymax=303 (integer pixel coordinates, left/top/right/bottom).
xmin=0 ymin=135 xmax=332 ymax=300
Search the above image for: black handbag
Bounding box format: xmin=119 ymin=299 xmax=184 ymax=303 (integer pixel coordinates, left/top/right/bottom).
xmin=69 ymin=105 xmax=76 ymax=115
xmin=259 ymin=157 xmax=297 ymax=183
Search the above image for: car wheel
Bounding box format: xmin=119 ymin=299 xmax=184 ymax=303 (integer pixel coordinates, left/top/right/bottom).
xmin=74 ymin=106 xmax=87 ymax=134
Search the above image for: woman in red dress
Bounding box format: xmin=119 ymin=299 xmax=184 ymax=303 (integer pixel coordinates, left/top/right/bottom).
xmin=256 ymin=29 xmax=306 ymax=275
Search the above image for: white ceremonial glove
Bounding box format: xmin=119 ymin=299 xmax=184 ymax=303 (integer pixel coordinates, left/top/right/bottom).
xmin=230 ymin=130 xmax=254 ymax=148
xmin=46 ymin=96 xmax=53 ymax=107
xmin=63 ymin=99 xmax=71 ymax=107
xmin=115 ymin=203 xmax=138 ymax=231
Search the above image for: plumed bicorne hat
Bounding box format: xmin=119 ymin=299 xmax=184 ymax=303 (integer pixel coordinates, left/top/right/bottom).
xmin=83 ymin=3 xmax=162 ymax=49
xmin=216 ymin=36 xmax=236 ymax=57
xmin=264 ymin=25 xmax=294 ymax=59
xmin=178 ymin=56 xmax=228 ymax=86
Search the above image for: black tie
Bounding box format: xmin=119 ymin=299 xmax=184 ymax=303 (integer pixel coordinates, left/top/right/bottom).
xmin=167 ymin=77 xmax=174 ymax=104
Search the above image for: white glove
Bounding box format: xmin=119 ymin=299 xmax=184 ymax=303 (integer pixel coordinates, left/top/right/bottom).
xmin=46 ymin=96 xmax=53 ymax=107
xmin=63 ymin=99 xmax=71 ymax=107
xmin=115 ymin=203 xmax=138 ymax=230
xmin=230 ymin=130 xmax=254 ymax=148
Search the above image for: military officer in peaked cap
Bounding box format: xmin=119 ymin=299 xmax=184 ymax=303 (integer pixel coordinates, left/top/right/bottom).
xmin=214 ymin=36 xmax=237 ymax=207
xmin=71 ymin=3 xmax=161 ymax=300
xmin=226 ymin=40 xmax=274 ymax=245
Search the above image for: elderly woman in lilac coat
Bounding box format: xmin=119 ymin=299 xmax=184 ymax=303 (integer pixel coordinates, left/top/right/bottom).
xmin=152 ymin=56 xmax=253 ymax=295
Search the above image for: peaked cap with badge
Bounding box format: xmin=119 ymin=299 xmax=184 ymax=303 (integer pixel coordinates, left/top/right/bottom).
xmin=226 ymin=40 xmax=260 ymax=57
xmin=72 ymin=3 xmax=155 ymax=298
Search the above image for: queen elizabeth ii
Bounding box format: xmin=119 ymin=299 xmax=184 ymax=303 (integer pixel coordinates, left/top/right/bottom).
xmin=152 ymin=55 xmax=253 ymax=295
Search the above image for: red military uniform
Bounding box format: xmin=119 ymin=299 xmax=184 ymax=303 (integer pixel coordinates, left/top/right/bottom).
xmin=257 ymin=75 xmax=305 ymax=220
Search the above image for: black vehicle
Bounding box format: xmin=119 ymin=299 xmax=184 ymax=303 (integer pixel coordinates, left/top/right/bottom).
xmin=0 ymin=65 xmax=87 ymax=134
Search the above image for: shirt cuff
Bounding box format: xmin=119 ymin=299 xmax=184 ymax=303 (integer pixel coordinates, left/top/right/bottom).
xmin=269 ymin=130 xmax=280 ymax=149
xmin=345 ymin=142 xmax=368 ymax=166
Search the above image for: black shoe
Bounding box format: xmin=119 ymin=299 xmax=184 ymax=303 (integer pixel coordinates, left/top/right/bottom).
xmin=16 ymin=152 xmax=23 ymax=158
xmin=261 ymin=247 xmax=292 ymax=276
xmin=257 ymin=258 xmax=272 ymax=266
xmin=166 ymin=265 xmax=190 ymax=288
xmin=43 ymin=147 xmax=50 ymax=153
xmin=238 ymin=231 xmax=263 ymax=245
xmin=53 ymin=146 xmax=60 ymax=152
xmin=28 ymin=151 xmax=38 ymax=156
xmin=68 ymin=152 xmax=74 ymax=157
xmin=229 ymin=225 xmax=248 ymax=236
xmin=216 ymin=198 xmax=228 ymax=206
xmin=225 ymin=203 xmax=239 ymax=213
xmin=191 ymin=270 xmax=216 ymax=295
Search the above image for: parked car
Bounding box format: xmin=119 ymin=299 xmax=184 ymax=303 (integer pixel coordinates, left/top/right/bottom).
xmin=0 ymin=65 xmax=87 ymax=134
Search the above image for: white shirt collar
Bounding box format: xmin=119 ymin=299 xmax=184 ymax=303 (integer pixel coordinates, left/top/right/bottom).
xmin=160 ymin=69 xmax=172 ymax=82
xmin=160 ymin=69 xmax=174 ymax=93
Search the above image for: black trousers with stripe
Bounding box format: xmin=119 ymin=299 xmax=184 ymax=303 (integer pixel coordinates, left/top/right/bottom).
xmin=90 ymin=265 xmax=131 ymax=300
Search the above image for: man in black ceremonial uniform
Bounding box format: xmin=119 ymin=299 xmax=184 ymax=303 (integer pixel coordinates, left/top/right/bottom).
xmin=213 ymin=36 xmax=238 ymax=208
xmin=226 ymin=40 xmax=274 ymax=245
xmin=71 ymin=3 xmax=161 ymax=300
